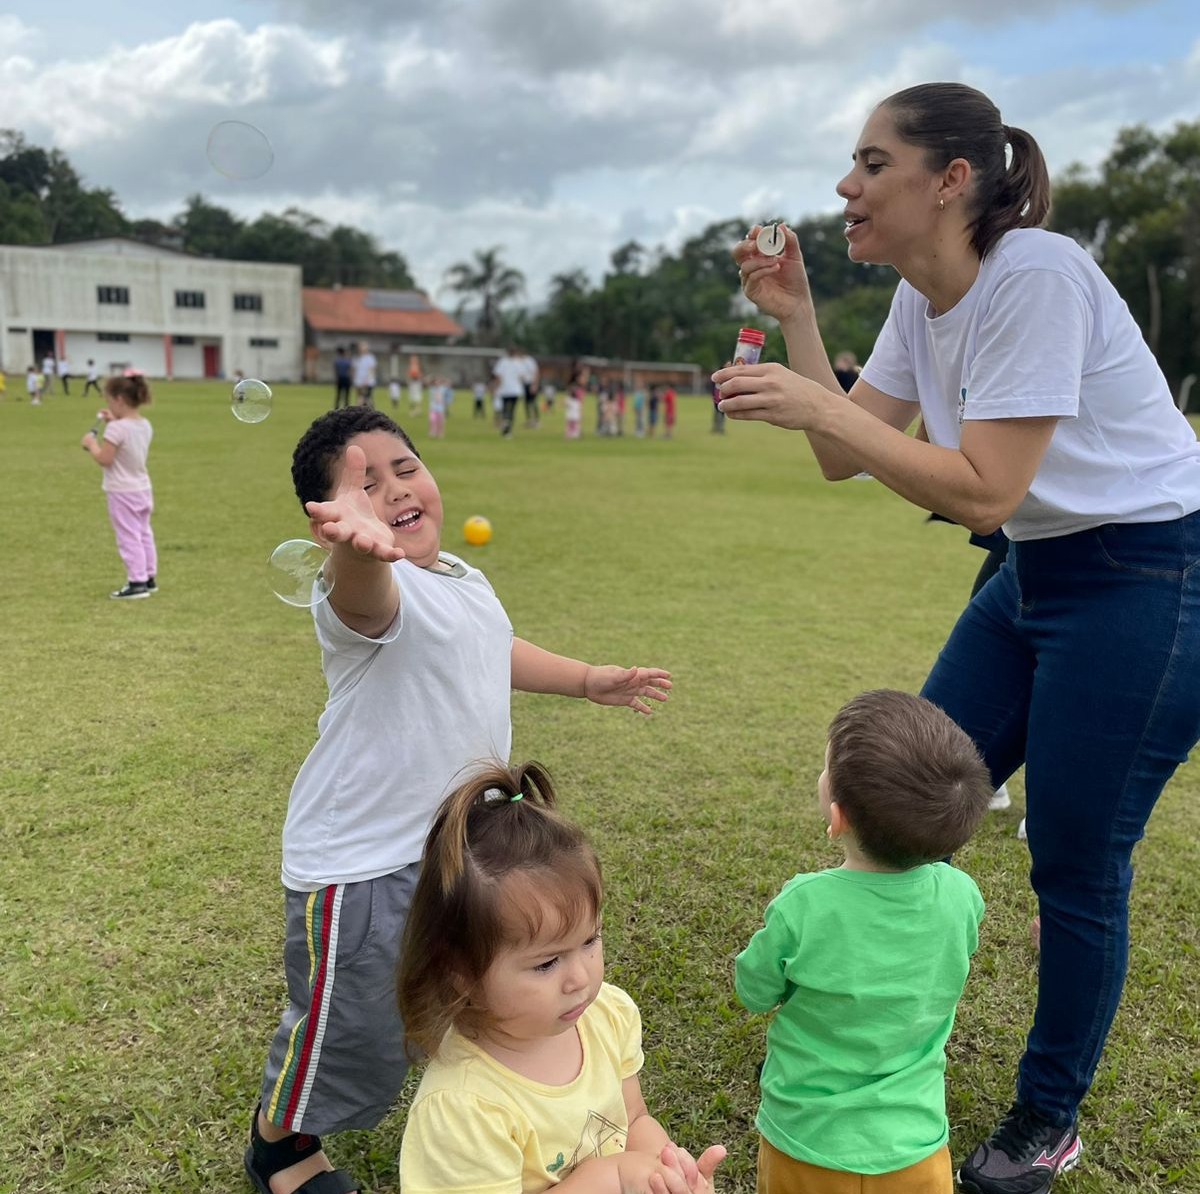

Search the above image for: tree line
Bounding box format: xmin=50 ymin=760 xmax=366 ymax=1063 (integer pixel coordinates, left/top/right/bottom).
xmin=2 ymin=122 xmax=1197 ymax=388
xmin=0 ymin=131 xmax=414 ymax=290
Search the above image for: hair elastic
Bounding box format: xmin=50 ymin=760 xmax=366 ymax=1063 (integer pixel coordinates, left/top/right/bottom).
xmin=510 ymin=793 xmax=524 ymax=803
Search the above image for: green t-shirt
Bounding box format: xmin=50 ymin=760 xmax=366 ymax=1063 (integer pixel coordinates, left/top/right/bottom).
xmin=735 ymin=863 xmax=984 ymax=1174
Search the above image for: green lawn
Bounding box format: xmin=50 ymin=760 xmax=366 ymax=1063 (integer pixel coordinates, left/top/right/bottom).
xmin=1 ymin=382 xmax=1197 ymax=1193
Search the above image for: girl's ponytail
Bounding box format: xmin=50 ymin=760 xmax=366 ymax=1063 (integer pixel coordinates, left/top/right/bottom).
xmin=397 ymin=760 xmax=600 ymax=1058
xmin=105 ymin=372 xmax=152 ymax=408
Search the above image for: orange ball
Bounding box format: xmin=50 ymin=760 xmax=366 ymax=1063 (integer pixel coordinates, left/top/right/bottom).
xmin=463 ymin=515 xmax=493 ymax=546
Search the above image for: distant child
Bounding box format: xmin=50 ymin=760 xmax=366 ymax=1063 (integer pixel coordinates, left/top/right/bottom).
xmin=737 ymin=689 xmax=991 ymax=1194
xmin=389 ymin=377 xmax=402 ymax=409
xmin=244 ymin=407 xmax=673 ymax=1194
xmin=408 ymin=357 xmax=423 ymax=415
xmin=472 ymin=380 xmax=487 ymax=418
xmin=0 ymin=370 xmax=6 ymax=400
xmin=428 ymin=380 xmax=446 ymax=438
xmin=633 ymin=387 xmax=647 ymax=437
xmin=81 ymin=373 xmax=157 ymax=600
xmin=647 ymin=386 xmax=660 ymax=437
xmin=600 ymin=388 xmax=618 ymax=436
xmin=26 ymin=365 xmax=40 ymax=404
xmin=82 ymin=359 xmax=102 ymax=398
xmin=564 ymin=384 xmax=583 ymax=440
xmin=662 ymin=386 xmax=677 ymax=439
xmin=398 ymin=759 xmax=725 ymax=1194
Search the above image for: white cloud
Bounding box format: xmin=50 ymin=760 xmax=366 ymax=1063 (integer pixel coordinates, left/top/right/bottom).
xmin=0 ymin=6 xmax=1193 ymax=303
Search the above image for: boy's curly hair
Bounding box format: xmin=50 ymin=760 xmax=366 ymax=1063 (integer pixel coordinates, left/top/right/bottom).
xmin=291 ymin=407 xmax=419 ymax=510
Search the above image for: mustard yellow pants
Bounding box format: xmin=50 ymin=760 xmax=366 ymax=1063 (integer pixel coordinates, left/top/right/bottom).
xmin=757 ymin=1137 xmax=953 ymax=1194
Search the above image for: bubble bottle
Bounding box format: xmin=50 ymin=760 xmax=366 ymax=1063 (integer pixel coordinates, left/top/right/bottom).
xmin=732 ymin=327 xmax=766 ymax=367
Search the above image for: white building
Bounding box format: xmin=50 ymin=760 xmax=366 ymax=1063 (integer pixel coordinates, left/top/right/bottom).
xmin=0 ymin=238 xmax=303 ymax=381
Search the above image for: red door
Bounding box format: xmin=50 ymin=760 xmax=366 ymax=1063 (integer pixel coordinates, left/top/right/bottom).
xmin=203 ymin=344 xmax=221 ymax=378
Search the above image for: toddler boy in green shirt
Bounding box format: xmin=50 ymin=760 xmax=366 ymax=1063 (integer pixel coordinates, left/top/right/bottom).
xmin=736 ymin=690 xmax=993 ymax=1194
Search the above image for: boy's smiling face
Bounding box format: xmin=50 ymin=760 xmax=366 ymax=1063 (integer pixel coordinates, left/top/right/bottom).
xmin=345 ymin=429 xmax=444 ymax=568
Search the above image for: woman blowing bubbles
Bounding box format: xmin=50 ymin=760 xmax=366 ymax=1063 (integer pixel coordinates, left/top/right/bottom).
xmin=715 ymin=82 xmax=1200 ymax=1194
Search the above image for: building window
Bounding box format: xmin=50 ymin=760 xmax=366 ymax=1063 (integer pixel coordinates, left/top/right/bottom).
xmin=172 ymin=335 xmax=196 ymax=345
xmin=97 ymin=286 xmax=130 ymax=305
xmin=249 ymin=337 xmax=279 ymax=348
xmin=97 ymin=332 xmax=130 ymax=342
xmin=175 ymin=290 xmax=206 ymax=309
xmin=233 ymin=293 xmax=263 ymax=312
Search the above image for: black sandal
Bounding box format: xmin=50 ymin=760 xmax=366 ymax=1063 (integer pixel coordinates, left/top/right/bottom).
xmin=244 ymin=1105 xmax=361 ymax=1194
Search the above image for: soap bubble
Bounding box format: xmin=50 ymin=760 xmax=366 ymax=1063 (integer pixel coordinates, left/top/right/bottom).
xmin=268 ymin=540 xmax=333 ymax=608
xmin=232 ymin=377 xmax=272 ymax=423
xmin=206 ymin=120 xmax=274 ymax=180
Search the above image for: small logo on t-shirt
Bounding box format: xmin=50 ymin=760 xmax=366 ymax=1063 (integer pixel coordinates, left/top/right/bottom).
xmin=958 ymin=387 xmax=967 ymax=424
xmin=546 ymin=1152 xmax=566 ymax=1174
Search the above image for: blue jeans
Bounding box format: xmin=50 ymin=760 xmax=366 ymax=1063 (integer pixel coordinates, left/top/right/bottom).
xmin=922 ymin=511 xmax=1200 ymax=1127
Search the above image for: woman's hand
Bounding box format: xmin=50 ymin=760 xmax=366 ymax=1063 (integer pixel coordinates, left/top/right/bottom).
xmin=732 ymin=224 xmax=813 ymax=322
xmin=712 ymin=362 xmax=832 ymax=430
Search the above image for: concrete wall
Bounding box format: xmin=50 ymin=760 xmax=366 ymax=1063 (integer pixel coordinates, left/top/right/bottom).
xmin=0 ymin=243 xmax=303 ymax=380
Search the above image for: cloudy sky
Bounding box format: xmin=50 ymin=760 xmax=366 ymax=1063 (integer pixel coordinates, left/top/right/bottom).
xmin=3 ymin=1 xmax=1198 ymax=304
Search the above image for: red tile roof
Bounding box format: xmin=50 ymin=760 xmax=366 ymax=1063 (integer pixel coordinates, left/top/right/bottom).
xmin=303 ymin=287 xmax=464 ymax=338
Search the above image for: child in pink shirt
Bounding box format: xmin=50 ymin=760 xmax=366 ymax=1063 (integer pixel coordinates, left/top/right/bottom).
xmin=81 ymin=373 xmax=158 ymax=600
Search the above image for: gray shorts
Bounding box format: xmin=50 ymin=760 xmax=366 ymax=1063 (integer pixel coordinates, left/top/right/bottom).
xmin=259 ymin=863 xmax=420 ymax=1134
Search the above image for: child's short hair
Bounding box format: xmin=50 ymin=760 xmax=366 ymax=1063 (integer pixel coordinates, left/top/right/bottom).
xmin=291 ymin=406 xmax=419 ymax=510
xmin=104 ymin=373 xmax=151 ymax=408
xmin=826 ymin=690 xmax=992 ymax=869
xmin=397 ymin=760 xmax=603 ymax=1058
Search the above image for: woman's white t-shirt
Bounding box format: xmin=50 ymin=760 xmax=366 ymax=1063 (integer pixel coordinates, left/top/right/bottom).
xmin=861 ymin=228 xmax=1200 ymax=540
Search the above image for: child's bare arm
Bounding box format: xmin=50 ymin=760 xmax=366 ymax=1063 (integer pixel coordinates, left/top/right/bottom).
xmin=623 ymin=1076 xmax=727 ymax=1193
xmin=510 ymin=639 xmax=671 ymax=715
xmin=81 ymin=432 xmax=117 ymax=466
xmin=305 ymin=443 xmax=404 ymax=638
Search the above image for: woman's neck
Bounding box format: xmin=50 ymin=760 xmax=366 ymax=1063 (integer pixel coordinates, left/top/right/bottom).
xmin=895 ymin=231 xmax=982 ymax=318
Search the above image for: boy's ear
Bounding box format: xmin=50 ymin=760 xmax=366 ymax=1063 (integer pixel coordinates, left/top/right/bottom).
xmin=827 ymin=800 xmax=850 ymax=840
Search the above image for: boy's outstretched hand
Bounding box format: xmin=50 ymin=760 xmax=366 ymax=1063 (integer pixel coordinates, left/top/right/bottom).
xmin=585 ymin=666 xmax=672 ymax=715
xmin=304 ymin=443 xmax=406 ymax=563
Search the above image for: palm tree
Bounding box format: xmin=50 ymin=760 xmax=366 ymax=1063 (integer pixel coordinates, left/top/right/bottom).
xmin=443 ymin=247 xmax=525 ymax=343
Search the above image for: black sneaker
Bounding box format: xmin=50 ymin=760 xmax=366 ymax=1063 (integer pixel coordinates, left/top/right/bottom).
xmin=145 ymin=576 xmax=157 ymax=592
xmin=110 ymin=581 xmax=151 ymax=600
xmin=958 ymin=1104 xmax=1082 ymax=1193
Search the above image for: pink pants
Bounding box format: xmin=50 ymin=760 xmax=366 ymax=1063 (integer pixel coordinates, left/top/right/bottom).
xmin=107 ymin=489 xmax=157 ymax=583
xmin=428 ymin=410 xmax=444 ymax=437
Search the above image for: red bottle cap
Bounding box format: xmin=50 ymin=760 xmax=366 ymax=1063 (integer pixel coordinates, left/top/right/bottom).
xmin=736 ymin=328 xmax=767 ymax=347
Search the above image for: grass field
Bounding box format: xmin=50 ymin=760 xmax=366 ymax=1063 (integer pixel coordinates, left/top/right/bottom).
xmin=2 ymin=382 xmax=1197 ymax=1194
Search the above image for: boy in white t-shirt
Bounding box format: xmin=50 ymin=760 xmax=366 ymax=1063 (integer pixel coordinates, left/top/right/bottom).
xmin=244 ymin=407 xmax=674 ymax=1194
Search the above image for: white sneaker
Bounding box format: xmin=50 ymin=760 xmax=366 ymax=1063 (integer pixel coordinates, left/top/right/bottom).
xmin=988 ymin=783 xmax=1012 ymax=811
